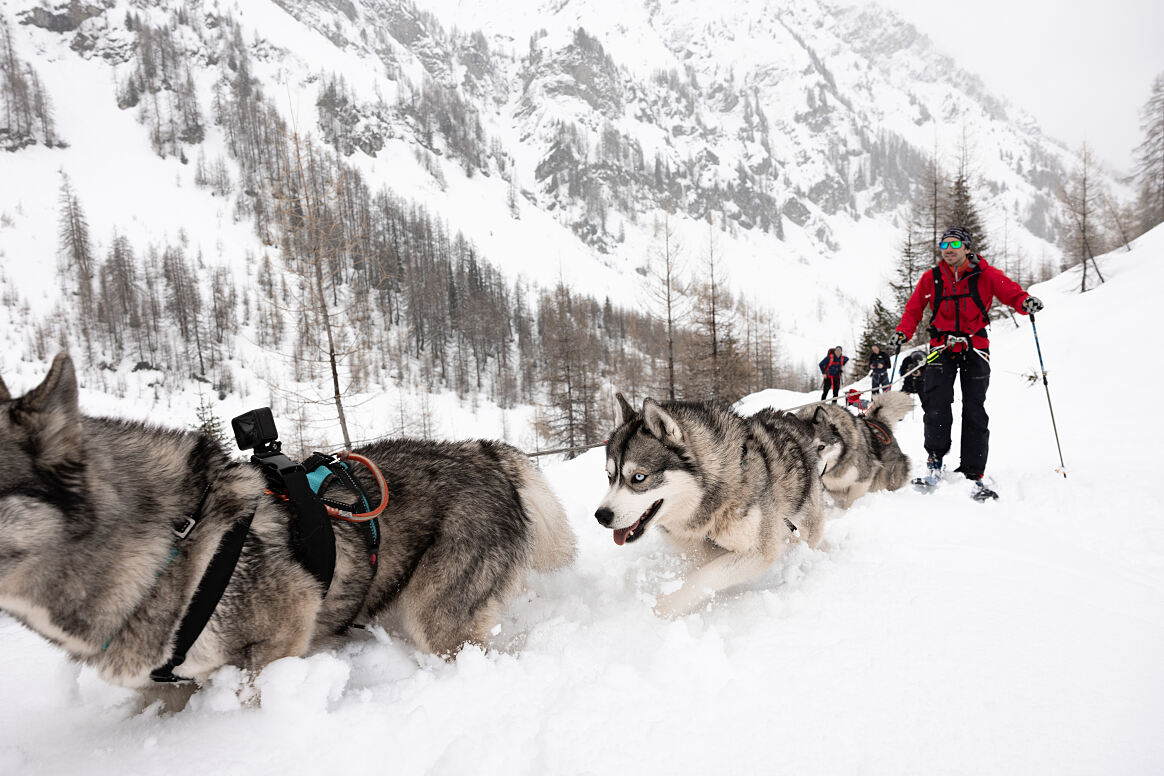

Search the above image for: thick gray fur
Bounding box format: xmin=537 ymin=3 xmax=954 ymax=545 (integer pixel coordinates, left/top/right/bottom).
xmin=798 ymin=392 xmax=914 ymax=508
xmin=595 ymin=393 xmax=825 ymax=617
xmin=0 ymin=354 xmax=576 ymax=695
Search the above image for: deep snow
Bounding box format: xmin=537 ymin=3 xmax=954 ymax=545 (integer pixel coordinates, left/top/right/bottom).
xmin=1 ymin=229 xmax=1162 ymax=775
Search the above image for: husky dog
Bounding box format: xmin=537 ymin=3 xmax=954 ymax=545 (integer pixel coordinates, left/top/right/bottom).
xmin=798 ymin=391 xmax=914 ymax=509
xmin=0 ymin=354 xmax=576 ymax=693
xmin=594 ymin=394 xmax=824 ymax=617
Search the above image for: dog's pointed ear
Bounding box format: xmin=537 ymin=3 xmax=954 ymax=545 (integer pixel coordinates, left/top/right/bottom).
xmin=15 ymin=353 xmax=83 ymax=467
xmin=0 ymin=372 xmax=9 ymax=401
xmin=14 ymin=353 xmax=84 ymax=478
xmin=22 ymin=353 xmax=79 ymax=417
xmin=614 ymin=392 xmax=636 ymax=426
xmin=642 ymin=399 xmax=683 ymax=445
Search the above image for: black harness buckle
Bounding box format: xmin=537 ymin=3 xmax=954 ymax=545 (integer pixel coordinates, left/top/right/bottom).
xmin=172 ymin=516 xmax=197 ymax=540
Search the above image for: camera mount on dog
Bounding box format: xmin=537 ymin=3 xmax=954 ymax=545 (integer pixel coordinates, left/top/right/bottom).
xmin=232 ymin=408 xmax=336 ymax=593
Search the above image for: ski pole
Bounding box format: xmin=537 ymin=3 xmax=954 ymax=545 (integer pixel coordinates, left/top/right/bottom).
xmin=780 ymin=346 xmax=941 ymax=415
xmin=889 ymin=341 xmax=902 ymax=384
xmin=1029 ymin=313 xmax=1067 ymax=478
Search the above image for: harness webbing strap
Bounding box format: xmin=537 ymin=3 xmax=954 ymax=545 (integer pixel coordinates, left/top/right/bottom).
xmin=930 ymin=264 xmax=989 ymax=339
xmin=151 ymin=505 xmax=256 ymax=683
xmin=862 ymin=418 xmax=892 ymax=447
xmin=273 ymin=461 xmax=336 ymax=593
xmin=308 ymin=457 xmax=380 ymax=566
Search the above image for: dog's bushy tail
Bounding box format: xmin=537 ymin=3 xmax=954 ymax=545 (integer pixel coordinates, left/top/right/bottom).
xmin=867 ymin=391 xmax=914 ymax=431
xmin=516 ymin=461 xmax=577 ymax=572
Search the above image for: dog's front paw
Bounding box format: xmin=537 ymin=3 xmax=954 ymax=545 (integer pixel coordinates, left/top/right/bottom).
xmin=653 ymin=591 xmax=694 ymax=619
xmin=653 ymin=602 xmax=679 ymax=619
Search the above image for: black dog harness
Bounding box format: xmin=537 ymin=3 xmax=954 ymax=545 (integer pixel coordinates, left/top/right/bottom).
xmin=149 ymin=454 xmax=379 ymax=684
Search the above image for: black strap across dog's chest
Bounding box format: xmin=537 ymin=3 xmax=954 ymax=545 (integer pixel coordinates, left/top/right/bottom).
xmin=151 ymin=504 xmax=256 ymax=683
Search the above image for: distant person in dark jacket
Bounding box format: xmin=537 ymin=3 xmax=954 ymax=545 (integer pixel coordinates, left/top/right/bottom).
xmin=868 ymin=344 xmax=891 ymax=395
xmin=819 ymin=345 xmax=848 ymax=403
xmin=899 ymin=351 xmax=925 ymax=395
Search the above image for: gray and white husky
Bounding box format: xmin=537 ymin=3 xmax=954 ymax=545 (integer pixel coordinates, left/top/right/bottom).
xmin=798 ymin=391 xmax=913 ymax=509
xmin=0 ymin=354 xmax=576 ymax=694
xmin=594 ymin=394 xmax=824 ymax=617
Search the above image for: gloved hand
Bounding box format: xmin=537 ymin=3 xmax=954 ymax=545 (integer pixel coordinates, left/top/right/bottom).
xmin=894 ymin=331 xmax=909 ymax=345
xmin=1022 ymin=296 xmax=1044 ymax=314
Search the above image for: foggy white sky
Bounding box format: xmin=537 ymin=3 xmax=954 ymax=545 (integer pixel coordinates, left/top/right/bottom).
xmin=861 ymin=0 xmax=1163 ymax=175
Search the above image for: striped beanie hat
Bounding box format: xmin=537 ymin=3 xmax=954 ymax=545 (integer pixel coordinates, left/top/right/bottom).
xmin=940 ymin=227 xmax=972 ymax=247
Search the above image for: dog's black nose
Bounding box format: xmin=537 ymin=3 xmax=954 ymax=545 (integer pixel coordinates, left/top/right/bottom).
xmin=594 ymin=507 xmax=614 ymax=527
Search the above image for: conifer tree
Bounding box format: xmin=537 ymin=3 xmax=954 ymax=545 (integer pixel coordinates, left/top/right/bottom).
xmin=1058 ymin=143 xmax=1108 ymax=292
xmin=56 ymin=172 xmax=94 ymax=317
xmin=1133 ymin=72 xmax=1164 ymax=233
xmin=689 ymin=218 xmax=727 ymax=401
xmin=687 ymin=220 xmax=753 ymax=403
xmin=945 ymin=139 xmax=989 ymax=258
xmin=919 ymin=148 xmax=946 ymax=263
xmin=97 ymin=233 xmax=142 ymax=360
xmin=888 ymin=214 xmax=928 ymax=345
xmin=1 ymin=16 xmax=34 ymax=149
xmin=194 ymin=391 xmax=229 ymax=452
xmin=541 ymin=283 xmax=600 ymax=456
xmin=644 ymin=210 xmax=688 ymax=400
xmin=855 ymin=298 xmax=898 ymax=373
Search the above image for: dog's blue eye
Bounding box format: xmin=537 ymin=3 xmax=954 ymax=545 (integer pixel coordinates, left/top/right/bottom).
xmin=631 ymin=473 xmax=647 ymax=483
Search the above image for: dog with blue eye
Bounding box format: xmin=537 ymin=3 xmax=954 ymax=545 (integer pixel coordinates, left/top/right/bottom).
xmin=594 ymin=394 xmax=825 ymax=617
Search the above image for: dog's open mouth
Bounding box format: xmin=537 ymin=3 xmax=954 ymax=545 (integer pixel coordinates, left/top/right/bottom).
xmin=613 ymin=499 xmax=663 ymax=546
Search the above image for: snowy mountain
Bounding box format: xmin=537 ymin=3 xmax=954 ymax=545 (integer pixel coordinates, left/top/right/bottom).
xmin=0 ymin=211 xmax=1160 ymax=776
xmin=2 ymin=0 xmax=1074 ymax=357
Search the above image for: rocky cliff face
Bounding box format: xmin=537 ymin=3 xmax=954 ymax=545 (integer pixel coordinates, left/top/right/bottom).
xmin=249 ymin=0 xmax=1069 ymax=256
xmin=5 ymin=0 xmax=1074 ymax=303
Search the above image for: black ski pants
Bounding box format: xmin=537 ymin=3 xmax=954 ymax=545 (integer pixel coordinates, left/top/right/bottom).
xmin=821 ymin=375 xmax=841 ymax=403
xmin=921 ymin=347 xmax=990 ymax=477
xmin=871 ymin=369 xmax=889 ymax=395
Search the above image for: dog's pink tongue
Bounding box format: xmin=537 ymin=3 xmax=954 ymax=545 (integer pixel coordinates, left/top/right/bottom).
xmin=612 ymin=519 xmax=640 ymax=546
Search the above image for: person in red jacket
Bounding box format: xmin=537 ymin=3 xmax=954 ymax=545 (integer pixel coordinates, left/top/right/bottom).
xmin=894 ymin=227 xmax=1043 ymax=492
xmin=819 ymin=345 xmax=848 ymax=403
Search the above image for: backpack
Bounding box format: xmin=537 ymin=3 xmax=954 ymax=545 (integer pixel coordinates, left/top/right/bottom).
xmin=900 ymin=352 xmax=925 ymax=394
xmin=927 ymin=263 xmax=991 ymax=339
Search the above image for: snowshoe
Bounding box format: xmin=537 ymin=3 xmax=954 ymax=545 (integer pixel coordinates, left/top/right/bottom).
xmin=971 ymin=480 xmax=999 ymax=502
xmin=912 ymin=473 xmax=942 ymax=494
xmin=913 ymin=454 xmax=944 ymax=493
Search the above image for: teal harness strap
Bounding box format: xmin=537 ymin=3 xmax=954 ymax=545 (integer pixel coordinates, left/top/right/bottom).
xmin=306 ymin=464 xmax=332 ymax=495
xmin=305 ymin=458 xmax=379 ymax=556
xmin=307 ymin=461 xmax=371 ymax=511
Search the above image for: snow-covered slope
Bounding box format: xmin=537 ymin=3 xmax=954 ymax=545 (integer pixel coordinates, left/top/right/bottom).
xmin=1 ymin=0 xmax=1077 ymax=378
xmin=1 ymin=226 xmax=1160 ymax=775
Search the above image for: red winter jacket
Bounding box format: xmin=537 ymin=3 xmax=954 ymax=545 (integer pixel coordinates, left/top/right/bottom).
xmin=896 ymin=255 xmax=1030 ymax=351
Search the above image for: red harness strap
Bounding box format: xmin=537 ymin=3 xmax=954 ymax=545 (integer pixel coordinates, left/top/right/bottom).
xmin=862 ymin=418 xmax=892 ymax=447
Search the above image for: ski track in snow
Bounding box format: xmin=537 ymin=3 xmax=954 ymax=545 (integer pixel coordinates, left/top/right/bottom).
xmin=1 ymin=230 xmax=1163 ymax=774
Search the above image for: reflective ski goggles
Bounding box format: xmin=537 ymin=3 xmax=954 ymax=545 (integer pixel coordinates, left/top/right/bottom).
xmin=938 ymin=240 xmax=964 ymax=250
